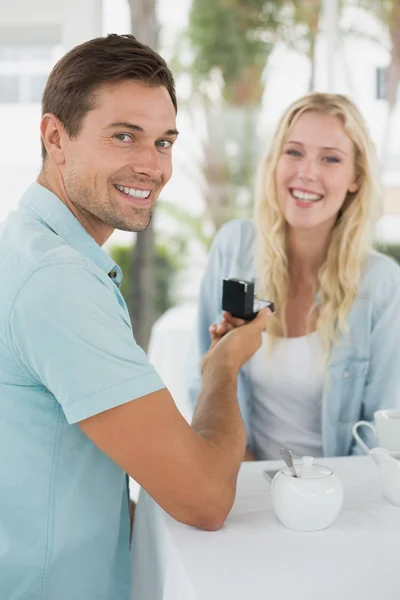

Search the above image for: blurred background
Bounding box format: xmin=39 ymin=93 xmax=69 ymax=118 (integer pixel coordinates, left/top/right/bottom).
xmin=1 ymin=0 xmax=400 ymax=417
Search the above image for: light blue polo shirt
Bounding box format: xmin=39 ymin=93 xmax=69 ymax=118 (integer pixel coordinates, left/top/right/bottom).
xmin=0 ymin=183 xmax=165 ymax=599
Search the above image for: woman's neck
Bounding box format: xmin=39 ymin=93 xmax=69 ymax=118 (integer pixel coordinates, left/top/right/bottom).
xmin=287 ymin=224 xmax=332 ymax=283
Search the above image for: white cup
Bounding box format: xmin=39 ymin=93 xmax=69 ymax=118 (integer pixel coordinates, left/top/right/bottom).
xmin=352 ymin=409 xmax=400 ymax=454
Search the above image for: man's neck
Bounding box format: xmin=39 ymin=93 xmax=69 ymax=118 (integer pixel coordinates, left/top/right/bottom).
xmin=37 ymin=168 xmax=112 ymax=247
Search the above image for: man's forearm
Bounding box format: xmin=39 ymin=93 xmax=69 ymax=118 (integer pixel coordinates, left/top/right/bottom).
xmin=191 ymin=360 xmax=246 ymax=478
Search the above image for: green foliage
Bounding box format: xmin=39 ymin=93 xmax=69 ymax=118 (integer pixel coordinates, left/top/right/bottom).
xmin=159 ymin=202 xmax=214 ymax=251
xmin=109 ymin=242 xmax=181 ymax=319
xmin=375 ymin=242 xmax=400 ymax=264
xmin=189 ymin=0 xmax=283 ymax=95
xmin=353 ymin=0 xmax=392 ymax=27
xmin=183 ymin=0 xmax=328 ymax=237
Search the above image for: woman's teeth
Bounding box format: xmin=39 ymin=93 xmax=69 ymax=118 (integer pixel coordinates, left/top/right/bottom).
xmin=291 ymin=189 xmax=322 ymax=202
xmin=114 ymin=184 xmax=150 ymax=199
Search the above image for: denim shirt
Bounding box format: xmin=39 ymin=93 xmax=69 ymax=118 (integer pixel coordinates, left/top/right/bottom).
xmin=188 ymin=219 xmax=400 ymax=457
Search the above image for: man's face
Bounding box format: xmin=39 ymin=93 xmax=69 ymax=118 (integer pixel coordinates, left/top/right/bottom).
xmin=62 ymin=80 xmax=178 ymax=234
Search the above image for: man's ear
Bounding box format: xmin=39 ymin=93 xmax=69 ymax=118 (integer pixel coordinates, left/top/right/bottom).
xmin=40 ymin=113 xmax=68 ymax=165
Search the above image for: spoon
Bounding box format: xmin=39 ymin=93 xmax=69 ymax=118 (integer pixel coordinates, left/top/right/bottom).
xmin=280 ymin=447 xmax=299 ymax=478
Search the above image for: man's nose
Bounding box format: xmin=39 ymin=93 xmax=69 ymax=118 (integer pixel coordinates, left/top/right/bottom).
xmin=131 ymin=145 xmax=162 ymax=179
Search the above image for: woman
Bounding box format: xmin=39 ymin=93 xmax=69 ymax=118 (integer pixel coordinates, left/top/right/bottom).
xmin=188 ymin=92 xmax=400 ymax=459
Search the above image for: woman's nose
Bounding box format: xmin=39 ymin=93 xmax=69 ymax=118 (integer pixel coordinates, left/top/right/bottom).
xmin=298 ymin=158 xmax=318 ymax=181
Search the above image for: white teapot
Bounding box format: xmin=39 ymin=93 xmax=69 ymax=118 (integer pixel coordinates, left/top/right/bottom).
xmin=271 ymin=456 xmax=344 ymax=531
xmin=369 ymin=447 xmax=400 ymax=507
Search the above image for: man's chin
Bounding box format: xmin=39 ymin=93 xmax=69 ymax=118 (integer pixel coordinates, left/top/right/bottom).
xmin=115 ymin=211 xmax=153 ymax=233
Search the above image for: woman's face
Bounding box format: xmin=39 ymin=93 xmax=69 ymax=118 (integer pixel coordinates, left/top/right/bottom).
xmin=275 ymin=111 xmax=359 ymax=232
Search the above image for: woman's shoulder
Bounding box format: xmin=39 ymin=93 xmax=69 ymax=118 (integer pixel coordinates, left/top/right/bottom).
xmin=213 ymin=219 xmax=255 ymax=256
xmin=364 ymin=250 xmax=400 ymax=282
xmin=361 ymin=250 xmax=400 ymax=303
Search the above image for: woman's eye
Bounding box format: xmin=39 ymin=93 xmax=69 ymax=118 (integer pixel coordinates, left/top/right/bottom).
xmin=114 ymin=134 xmax=132 ymax=142
xmin=156 ymin=139 xmax=173 ymax=149
xmin=286 ymin=149 xmax=301 ymax=157
xmin=323 ymin=156 xmax=341 ymax=163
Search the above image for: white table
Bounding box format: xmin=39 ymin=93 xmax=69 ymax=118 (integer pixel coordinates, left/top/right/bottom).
xmin=130 ymin=456 xmax=400 ymax=600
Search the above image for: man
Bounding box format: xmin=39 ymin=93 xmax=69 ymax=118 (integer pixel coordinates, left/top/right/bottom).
xmin=0 ymin=34 xmax=270 ymax=599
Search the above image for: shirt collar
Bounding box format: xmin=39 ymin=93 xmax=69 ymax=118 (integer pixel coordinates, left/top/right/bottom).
xmin=19 ymin=183 xmax=122 ymax=285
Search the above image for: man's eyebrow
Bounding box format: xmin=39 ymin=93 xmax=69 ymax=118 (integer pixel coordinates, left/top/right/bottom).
xmin=284 ymin=140 xmax=346 ymax=155
xmin=107 ymin=121 xmax=179 ymax=136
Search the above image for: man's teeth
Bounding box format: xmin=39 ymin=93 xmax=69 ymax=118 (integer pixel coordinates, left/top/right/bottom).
xmin=291 ymin=189 xmax=322 ymax=202
xmin=115 ymin=184 xmax=150 ymax=199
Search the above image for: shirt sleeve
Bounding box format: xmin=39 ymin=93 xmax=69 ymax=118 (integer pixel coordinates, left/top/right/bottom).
xmin=9 ymin=261 xmax=165 ymax=424
xmin=350 ymin=260 xmax=400 ymax=454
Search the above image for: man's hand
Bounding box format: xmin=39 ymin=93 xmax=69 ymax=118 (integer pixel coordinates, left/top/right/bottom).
xmin=207 ymin=312 xmax=247 ymax=348
xmin=201 ymin=307 xmax=270 ymax=376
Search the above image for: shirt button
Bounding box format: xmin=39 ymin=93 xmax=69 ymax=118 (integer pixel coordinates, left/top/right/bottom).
xmin=109 ymin=270 xmax=117 ymax=279
xmin=343 ymin=369 xmax=350 ymax=378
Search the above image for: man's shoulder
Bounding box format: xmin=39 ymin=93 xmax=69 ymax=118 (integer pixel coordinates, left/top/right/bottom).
xmin=0 ymin=210 xmax=97 ymax=321
xmin=1 ymin=206 xmax=91 ymax=274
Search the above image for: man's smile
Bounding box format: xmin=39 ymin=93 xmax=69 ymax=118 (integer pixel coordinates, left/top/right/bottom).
xmin=113 ymin=183 xmax=151 ymax=199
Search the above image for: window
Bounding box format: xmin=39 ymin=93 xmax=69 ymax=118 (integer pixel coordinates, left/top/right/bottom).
xmin=0 ymin=44 xmax=57 ymax=104
xmin=0 ymin=46 xmax=53 ymax=61
xmin=0 ymin=75 xmax=19 ymax=103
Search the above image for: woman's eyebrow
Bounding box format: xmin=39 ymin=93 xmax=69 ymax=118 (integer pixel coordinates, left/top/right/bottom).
xmin=285 ymin=140 xmax=346 ymax=156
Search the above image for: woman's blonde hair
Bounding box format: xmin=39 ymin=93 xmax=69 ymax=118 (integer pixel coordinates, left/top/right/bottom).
xmin=255 ymin=92 xmax=382 ymax=356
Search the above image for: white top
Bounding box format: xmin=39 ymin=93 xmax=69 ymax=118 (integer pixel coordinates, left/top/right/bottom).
xmin=246 ymin=331 xmax=324 ymax=460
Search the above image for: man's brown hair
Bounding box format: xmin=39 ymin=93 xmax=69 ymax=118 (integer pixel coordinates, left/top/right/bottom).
xmin=41 ymin=34 xmax=177 ymax=159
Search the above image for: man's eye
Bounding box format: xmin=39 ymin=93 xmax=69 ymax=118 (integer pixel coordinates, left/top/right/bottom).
xmin=323 ymin=156 xmax=341 ymax=163
xmin=114 ymin=134 xmax=132 ymax=142
xmin=156 ymin=139 xmax=173 ymax=149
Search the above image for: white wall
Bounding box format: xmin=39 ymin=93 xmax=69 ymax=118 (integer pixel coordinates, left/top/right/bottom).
xmin=0 ymin=105 xmax=42 ymax=223
xmin=62 ymin=0 xmax=103 ymax=50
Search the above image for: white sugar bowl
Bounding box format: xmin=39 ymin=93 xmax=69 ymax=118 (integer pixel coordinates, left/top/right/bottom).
xmin=271 ymin=456 xmax=344 ymax=532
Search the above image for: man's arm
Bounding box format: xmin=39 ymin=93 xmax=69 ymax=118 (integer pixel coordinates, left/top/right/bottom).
xmin=200 ymin=313 xmax=258 ymax=465
xmin=10 ymin=263 xmax=268 ymax=530
xmin=79 ymin=309 xmax=269 ymax=531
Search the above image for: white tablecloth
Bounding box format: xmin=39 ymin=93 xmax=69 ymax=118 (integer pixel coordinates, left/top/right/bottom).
xmin=147 ymin=304 xmax=197 ymax=422
xmin=130 ymin=304 xmax=197 ymax=502
xmin=130 ymin=456 xmax=400 ymax=600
